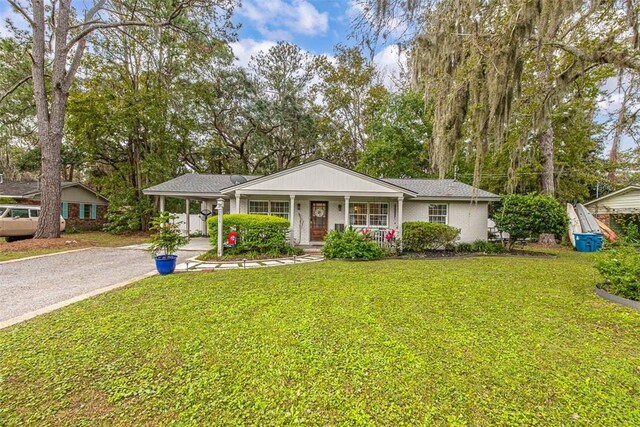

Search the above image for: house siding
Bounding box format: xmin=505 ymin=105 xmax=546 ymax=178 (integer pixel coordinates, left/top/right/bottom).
xmin=403 ymin=200 xmax=489 ymax=243
xmin=587 ymin=189 xmax=640 ymax=214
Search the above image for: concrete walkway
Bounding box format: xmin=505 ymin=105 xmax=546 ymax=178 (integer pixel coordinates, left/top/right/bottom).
xmin=0 ymin=247 xmax=190 ymax=327
xmin=176 ymin=255 xmax=324 ymax=272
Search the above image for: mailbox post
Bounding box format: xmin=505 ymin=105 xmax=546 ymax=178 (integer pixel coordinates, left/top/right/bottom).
xmin=216 ymin=198 xmax=224 ymax=257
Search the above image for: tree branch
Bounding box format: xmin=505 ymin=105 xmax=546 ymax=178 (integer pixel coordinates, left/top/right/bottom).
xmin=0 ymin=75 xmax=32 ymax=104
xmin=65 ymin=20 xmax=173 ymax=51
xmin=7 ymin=0 xmax=35 ymax=26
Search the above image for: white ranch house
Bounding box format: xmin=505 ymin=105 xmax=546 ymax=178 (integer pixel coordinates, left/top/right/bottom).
xmin=143 ymin=160 xmax=500 ymax=245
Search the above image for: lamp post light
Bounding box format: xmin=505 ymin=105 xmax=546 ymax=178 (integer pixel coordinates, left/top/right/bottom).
xmin=216 ymin=198 xmax=224 ymax=257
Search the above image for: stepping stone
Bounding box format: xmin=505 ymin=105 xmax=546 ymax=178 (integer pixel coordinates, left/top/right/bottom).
xmin=242 ymin=262 xmax=261 ymax=268
xmin=280 ymin=259 xmax=296 ymax=264
xmin=262 ymin=261 xmax=284 ymax=266
xmin=217 ymin=263 xmax=240 ymax=269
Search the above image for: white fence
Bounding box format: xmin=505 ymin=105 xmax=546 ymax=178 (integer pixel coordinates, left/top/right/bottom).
xmin=174 ymin=213 xmax=207 ymax=235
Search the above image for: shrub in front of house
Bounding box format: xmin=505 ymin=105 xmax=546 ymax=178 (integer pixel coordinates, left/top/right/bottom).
xmin=456 ymin=240 xmax=506 ymax=254
xmin=402 ymin=222 xmax=461 ymax=253
xmin=493 ymin=193 xmax=568 ymax=249
xmin=322 ymin=228 xmax=385 ymax=260
xmin=207 ymin=214 xmax=296 ymax=256
xmin=595 ymin=245 xmax=640 ymax=301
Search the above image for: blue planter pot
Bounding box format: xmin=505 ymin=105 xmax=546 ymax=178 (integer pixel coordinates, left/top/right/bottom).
xmin=155 ymin=254 xmax=178 ymax=275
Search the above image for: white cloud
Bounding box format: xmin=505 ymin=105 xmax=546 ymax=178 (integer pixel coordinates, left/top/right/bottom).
xmin=373 ymin=44 xmax=407 ymax=90
xmin=230 ymin=38 xmax=278 ymax=68
xmin=239 ymin=0 xmax=328 ymax=39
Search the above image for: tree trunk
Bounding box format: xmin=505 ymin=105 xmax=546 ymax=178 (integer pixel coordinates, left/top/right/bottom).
xmin=540 ymin=123 xmax=555 ymax=196
xmin=539 ymin=121 xmax=557 ymax=245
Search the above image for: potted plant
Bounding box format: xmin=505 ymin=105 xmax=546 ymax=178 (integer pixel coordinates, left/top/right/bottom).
xmin=148 ymin=212 xmax=189 ymax=275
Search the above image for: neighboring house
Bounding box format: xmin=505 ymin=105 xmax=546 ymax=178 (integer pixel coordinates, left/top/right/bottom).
xmin=0 ymin=180 xmax=109 ymax=229
xmin=144 ymin=160 xmax=500 ymax=244
xmin=584 ymin=185 xmax=640 ymax=228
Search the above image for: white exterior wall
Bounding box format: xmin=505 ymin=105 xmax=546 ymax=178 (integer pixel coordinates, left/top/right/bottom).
xmin=403 ymin=200 xmax=489 ymax=243
xmin=587 ymin=189 xmax=640 ymax=214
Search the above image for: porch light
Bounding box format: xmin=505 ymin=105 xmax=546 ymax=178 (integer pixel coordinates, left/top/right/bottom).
xmin=297 ymin=203 xmax=301 ymax=211
xmin=338 ymin=204 xmax=342 ymax=212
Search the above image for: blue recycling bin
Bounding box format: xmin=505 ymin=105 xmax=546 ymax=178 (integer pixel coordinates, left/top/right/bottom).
xmin=574 ymin=233 xmax=604 ymax=252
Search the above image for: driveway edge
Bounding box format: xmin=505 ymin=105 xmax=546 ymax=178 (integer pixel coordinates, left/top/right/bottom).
xmin=0 ymin=270 xmax=157 ymax=330
xmin=0 ymin=247 xmax=93 ymax=265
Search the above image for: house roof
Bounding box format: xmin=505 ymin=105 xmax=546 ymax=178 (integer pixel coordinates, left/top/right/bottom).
xmin=143 ymin=173 xmax=260 ymax=197
xmin=382 ymin=178 xmax=501 ymax=200
xmin=220 ymin=160 xmax=418 ymax=196
xmin=583 ymin=185 xmax=640 ymax=206
xmin=142 ymin=162 xmax=500 ymax=201
xmin=0 ymin=180 xmax=107 ymax=201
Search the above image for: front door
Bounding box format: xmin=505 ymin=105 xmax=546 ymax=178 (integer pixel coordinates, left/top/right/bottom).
xmin=310 ymin=201 xmax=328 ymax=242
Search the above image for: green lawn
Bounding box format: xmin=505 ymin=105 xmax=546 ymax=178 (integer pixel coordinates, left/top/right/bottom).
xmin=1 ymin=252 xmax=639 ymax=425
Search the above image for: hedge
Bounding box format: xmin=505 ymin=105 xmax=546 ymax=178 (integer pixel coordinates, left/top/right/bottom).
xmin=207 ymin=214 xmax=292 ymax=255
xmin=402 ymin=221 xmax=461 ymax=252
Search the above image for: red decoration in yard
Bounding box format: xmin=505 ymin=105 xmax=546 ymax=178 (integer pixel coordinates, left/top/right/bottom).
xmin=228 ymin=231 xmax=238 ymax=246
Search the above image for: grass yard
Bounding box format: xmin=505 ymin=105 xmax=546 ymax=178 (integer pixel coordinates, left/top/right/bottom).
xmin=0 ymin=231 xmax=149 ymax=262
xmin=1 ymin=251 xmax=640 ymax=425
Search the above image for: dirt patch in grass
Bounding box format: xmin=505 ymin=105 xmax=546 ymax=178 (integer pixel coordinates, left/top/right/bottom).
xmin=0 ymin=238 xmax=91 ymax=252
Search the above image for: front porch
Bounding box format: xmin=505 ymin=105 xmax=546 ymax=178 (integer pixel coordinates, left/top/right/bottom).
xmin=229 ymin=194 xmax=405 ymax=246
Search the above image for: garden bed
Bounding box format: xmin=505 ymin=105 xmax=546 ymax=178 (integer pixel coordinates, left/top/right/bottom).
xmin=196 ymin=249 xmax=304 ymax=262
xmin=396 ymin=249 xmax=557 ymax=259
xmin=595 ymin=286 xmax=640 ymax=311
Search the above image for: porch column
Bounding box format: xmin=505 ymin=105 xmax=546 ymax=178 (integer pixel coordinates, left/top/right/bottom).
xmin=159 ymin=195 xmax=165 ymax=212
xmin=235 ymin=194 xmax=241 ymax=214
xmin=185 ymin=198 xmax=190 ymax=235
xmin=397 ymin=197 xmax=404 ymax=250
xmin=344 ymin=195 xmax=350 ymax=228
xmin=289 ymin=195 xmax=295 ymax=245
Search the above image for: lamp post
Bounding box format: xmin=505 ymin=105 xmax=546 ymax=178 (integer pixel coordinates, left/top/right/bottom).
xmin=216 ymin=198 xmax=224 ymax=257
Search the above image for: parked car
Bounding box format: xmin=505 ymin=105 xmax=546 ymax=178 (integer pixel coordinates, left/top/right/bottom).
xmin=0 ymin=205 xmax=66 ymax=242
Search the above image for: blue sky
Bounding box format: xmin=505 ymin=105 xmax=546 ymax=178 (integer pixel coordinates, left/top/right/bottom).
xmin=229 ymin=0 xmax=404 ymax=82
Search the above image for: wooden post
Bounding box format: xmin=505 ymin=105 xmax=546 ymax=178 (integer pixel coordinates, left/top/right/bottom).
xmin=344 ymin=195 xmax=350 ymax=228
xmin=289 ymin=195 xmax=295 ymax=245
xmin=397 ymin=197 xmax=403 ymax=251
xmin=159 ymin=195 xmax=165 ymax=212
xmin=185 ymin=198 xmax=190 ymax=236
xmin=216 ymin=198 xmax=224 ymax=257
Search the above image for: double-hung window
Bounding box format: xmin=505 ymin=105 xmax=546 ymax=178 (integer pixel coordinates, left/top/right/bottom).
xmin=349 ymin=202 xmax=367 ymax=226
xmin=368 ymin=203 xmax=388 ymax=227
xmin=428 ymin=204 xmax=448 ymax=224
xmin=249 ymin=200 xmax=290 ymax=219
xmin=349 ymin=202 xmax=389 ymax=228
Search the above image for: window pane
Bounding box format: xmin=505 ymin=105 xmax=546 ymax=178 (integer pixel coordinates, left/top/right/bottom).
xmin=349 ymin=203 xmax=367 ymax=226
xmin=29 ymin=209 xmax=40 ymax=218
xmin=82 ymin=204 xmax=92 ymax=219
xmin=249 ymin=201 xmax=269 ymax=215
xmin=270 ymin=201 xmax=289 ymax=219
xmin=10 ymin=209 xmax=29 ymax=218
xmin=428 ymin=204 xmax=447 ymax=224
xmin=368 ymin=203 xmax=388 ymax=215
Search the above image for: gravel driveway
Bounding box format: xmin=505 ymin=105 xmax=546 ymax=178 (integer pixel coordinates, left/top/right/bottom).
xmin=0 ymin=247 xmax=191 ymax=324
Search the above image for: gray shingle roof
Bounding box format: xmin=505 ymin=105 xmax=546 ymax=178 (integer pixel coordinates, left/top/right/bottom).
xmin=381 ymin=178 xmax=500 ymax=200
xmin=0 ymin=180 xmax=78 ymax=197
xmin=143 ymin=174 xmax=260 ymax=195
xmin=144 ymin=173 xmax=499 ymax=200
